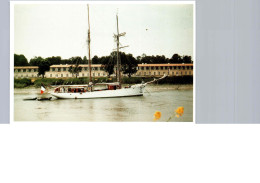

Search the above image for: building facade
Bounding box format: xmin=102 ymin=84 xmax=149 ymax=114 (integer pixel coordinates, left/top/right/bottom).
xmin=14 ymin=63 xmax=193 ymax=79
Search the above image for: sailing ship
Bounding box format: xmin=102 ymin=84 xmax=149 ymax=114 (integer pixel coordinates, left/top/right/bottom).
xmin=51 ymin=5 xmax=165 ymax=99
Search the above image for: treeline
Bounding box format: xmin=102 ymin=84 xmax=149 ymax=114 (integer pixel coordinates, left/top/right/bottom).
xmin=14 ymin=53 xmax=193 ymax=66
xmin=14 ymin=52 xmax=193 ymax=78
xmin=14 ymin=76 xmax=193 ymax=88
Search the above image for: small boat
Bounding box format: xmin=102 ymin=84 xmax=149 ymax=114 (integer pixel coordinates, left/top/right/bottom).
xmin=37 ymin=97 xmax=52 ymax=101
xmin=23 ymin=97 xmax=37 ymax=101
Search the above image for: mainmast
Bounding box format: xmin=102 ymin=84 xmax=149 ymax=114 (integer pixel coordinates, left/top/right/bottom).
xmin=116 ymin=14 xmax=120 ymax=83
xmin=87 ymin=4 xmax=92 ymax=84
xmin=115 ymin=13 xmax=128 ymax=84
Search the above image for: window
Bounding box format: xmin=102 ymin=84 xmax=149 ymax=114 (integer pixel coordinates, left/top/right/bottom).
xmin=23 ymin=69 xmax=26 ymax=72
xmin=93 ymin=73 xmax=95 ymax=76
xmin=18 ymin=69 xmax=21 ymax=72
xmin=189 ymin=71 xmax=191 ymax=75
xmin=156 ymin=67 xmax=159 ymax=70
xmin=52 ymin=68 xmax=55 ymax=71
xmin=50 ymin=74 xmax=52 ymax=77
xmin=160 ymin=66 xmax=163 ymax=70
xmin=61 ymin=74 xmax=63 ymax=77
xmin=144 ymin=72 xmax=146 ymax=75
xmin=146 ymin=67 xmax=149 ymax=70
xmin=82 ymin=73 xmax=84 ymax=77
xmin=185 ymin=71 xmax=187 ymax=75
xmin=66 ymin=74 xmax=68 ymax=77
xmin=63 ymin=68 xmax=66 ymax=71
xmin=103 ymin=73 xmax=106 ymax=76
xmin=158 ymin=72 xmax=160 ymax=75
xmin=34 ymin=69 xmax=37 ymax=72
xmin=58 ymin=68 xmax=61 ymax=72
xmin=141 ymin=67 xmax=144 ymax=70
xmin=149 ymin=72 xmax=151 ymax=75
xmin=176 ymin=72 xmax=178 ymax=75
xmin=28 ymin=69 xmax=31 ymax=72
xmin=56 ymin=74 xmax=58 ymax=77
xmin=98 ymin=73 xmax=100 ymax=76
xmin=154 ymin=72 xmax=156 ymax=75
xmin=172 ymin=72 xmax=174 ymax=75
xmin=151 ymin=66 xmax=154 ymax=70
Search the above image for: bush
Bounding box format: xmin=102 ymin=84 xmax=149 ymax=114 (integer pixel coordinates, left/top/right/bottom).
xmin=14 ymin=78 xmax=32 ymax=88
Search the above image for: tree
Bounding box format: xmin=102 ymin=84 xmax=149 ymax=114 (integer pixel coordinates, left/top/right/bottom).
xmin=29 ymin=56 xmax=50 ymax=78
xmin=30 ymin=56 xmax=42 ymax=66
xmin=103 ymin=54 xmax=115 ymax=77
xmin=92 ymin=55 xmax=100 ymax=64
xmin=83 ymin=56 xmax=88 ymax=64
xmin=45 ymin=56 xmax=62 ymax=65
xmin=38 ymin=60 xmax=51 ymax=78
xmin=68 ymin=57 xmax=83 ymax=78
xmin=121 ymin=53 xmax=138 ymax=77
xmin=14 ymin=54 xmax=29 ymax=66
xmin=170 ymin=53 xmax=182 ymax=63
xmin=182 ymin=55 xmax=192 ymax=63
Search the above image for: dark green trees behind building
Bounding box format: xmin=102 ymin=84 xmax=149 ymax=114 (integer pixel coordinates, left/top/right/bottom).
xmin=14 ymin=54 xmax=29 ymax=66
xmin=14 ymin=52 xmax=193 ymax=78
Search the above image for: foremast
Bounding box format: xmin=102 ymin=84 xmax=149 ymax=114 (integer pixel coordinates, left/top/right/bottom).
xmin=114 ymin=13 xmax=128 ymax=84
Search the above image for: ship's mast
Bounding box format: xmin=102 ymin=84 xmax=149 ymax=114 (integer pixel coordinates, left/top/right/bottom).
xmin=115 ymin=13 xmax=128 ymax=84
xmin=87 ymin=4 xmax=92 ymax=84
xmin=116 ymin=14 xmax=120 ymax=83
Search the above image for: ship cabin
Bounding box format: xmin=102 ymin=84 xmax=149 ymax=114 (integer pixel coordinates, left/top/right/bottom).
xmin=53 ymin=83 xmax=122 ymax=93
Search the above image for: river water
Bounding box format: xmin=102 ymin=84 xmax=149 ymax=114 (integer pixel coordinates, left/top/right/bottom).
xmin=14 ymin=85 xmax=193 ymax=122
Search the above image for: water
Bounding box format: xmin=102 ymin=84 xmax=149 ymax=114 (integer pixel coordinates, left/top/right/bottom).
xmin=14 ymin=85 xmax=193 ymax=122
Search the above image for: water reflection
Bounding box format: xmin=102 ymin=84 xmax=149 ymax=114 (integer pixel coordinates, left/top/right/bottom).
xmin=14 ymin=85 xmax=193 ymax=122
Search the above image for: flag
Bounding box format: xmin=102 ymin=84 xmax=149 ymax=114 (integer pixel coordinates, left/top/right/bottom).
xmin=41 ymin=83 xmax=46 ymax=94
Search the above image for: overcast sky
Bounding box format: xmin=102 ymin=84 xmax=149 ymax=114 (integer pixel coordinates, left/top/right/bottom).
xmin=14 ymin=2 xmax=194 ymax=61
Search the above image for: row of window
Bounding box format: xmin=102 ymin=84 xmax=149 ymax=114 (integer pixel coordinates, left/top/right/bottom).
xmin=138 ymin=66 xmax=193 ymax=70
xmin=137 ymin=71 xmax=192 ymax=76
xmin=51 ymin=67 xmax=104 ymax=72
xmin=48 ymin=72 xmax=107 ymax=78
xmin=15 ymin=70 xmax=193 ymax=79
xmin=15 ymin=69 xmax=38 ymax=72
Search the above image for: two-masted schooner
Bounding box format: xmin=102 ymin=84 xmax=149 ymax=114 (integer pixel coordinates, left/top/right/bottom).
xmin=51 ymin=5 xmax=152 ymax=99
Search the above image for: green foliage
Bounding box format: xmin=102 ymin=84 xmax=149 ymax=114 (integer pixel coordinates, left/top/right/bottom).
xmin=157 ymin=76 xmax=193 ymax=84
xmin=45 ymin=56 xmax=62 ymax=65
xmin=29 ymin=56 xmax=51 ymax=78
xmin=121 ymin=53 xmax=138 ymax=77
xmin=14 ymin=54 xmax=29 ymax=66
xmin=14 ymin=78 xmax=32 ymax=88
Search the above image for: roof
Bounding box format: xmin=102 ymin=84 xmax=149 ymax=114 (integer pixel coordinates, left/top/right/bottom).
xmin=14 ymin=66 xmax=38 ymax=69
xmin=138 ymin=63 xmax=193 ymax=67
xmin=14 ymin=63 xmax=193 ymax=69
xmin=50 ymin=64 xmax=103 ymax=68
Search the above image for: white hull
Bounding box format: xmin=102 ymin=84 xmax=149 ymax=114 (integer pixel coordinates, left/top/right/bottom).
xmin=51 ymin=84 xmax=145 ymax=99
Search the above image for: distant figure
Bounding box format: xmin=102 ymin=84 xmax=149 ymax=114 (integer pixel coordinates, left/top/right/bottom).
xmin=146 ymin=28 xmax=148 ymax=31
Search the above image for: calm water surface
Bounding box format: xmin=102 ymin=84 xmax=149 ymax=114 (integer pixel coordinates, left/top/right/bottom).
xmin=14 ymin=85 xmax=193 ymax=122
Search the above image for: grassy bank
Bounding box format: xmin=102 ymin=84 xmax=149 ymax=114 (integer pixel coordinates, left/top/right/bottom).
xmin=14 ymin=76 xmax=193 ymax=88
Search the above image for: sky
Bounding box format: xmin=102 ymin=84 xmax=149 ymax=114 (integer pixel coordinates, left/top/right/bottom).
xmin=14 ymin=2 xmax=194 ymax=61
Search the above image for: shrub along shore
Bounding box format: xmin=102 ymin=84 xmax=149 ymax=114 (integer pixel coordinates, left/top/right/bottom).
xmin=14 ymin=76 xmax=193 ymax=88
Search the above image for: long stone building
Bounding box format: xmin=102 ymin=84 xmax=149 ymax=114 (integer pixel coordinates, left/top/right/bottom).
xmin=14 ymin=63 xmax=193 ymax=79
